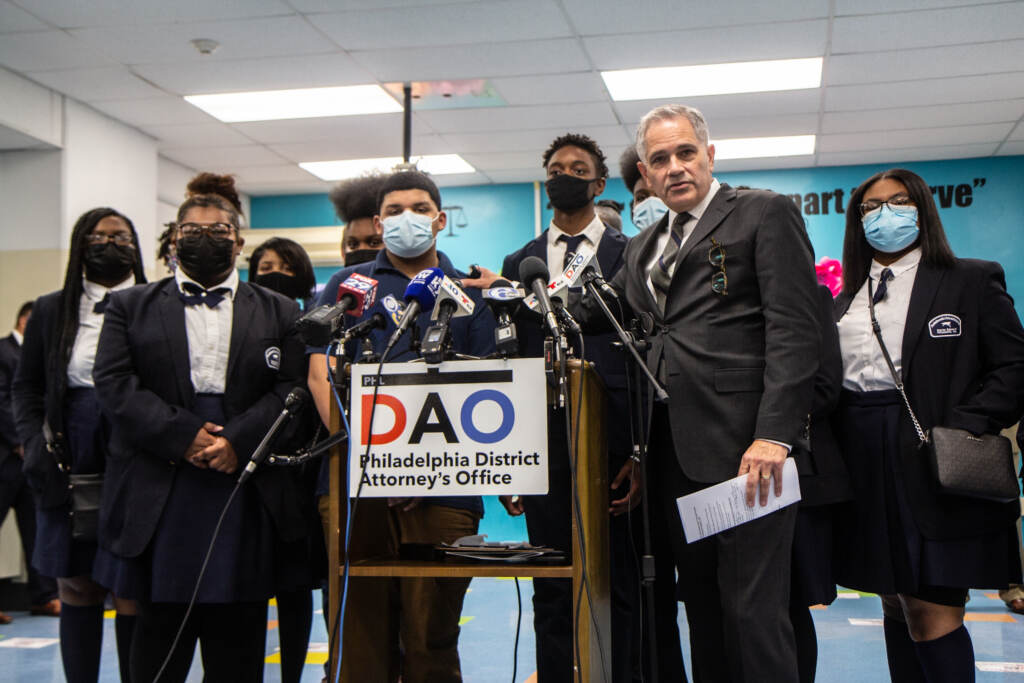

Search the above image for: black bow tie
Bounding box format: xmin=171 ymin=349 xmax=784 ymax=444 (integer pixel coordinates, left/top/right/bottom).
xmin=179 ymin=282 xmax=231 ymax=308
xmin=93 ymin=293 xmax=111 ymax=314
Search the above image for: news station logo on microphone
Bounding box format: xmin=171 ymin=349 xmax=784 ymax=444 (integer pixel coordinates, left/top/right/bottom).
xmin=338 ymin=272 xmax=379 ymax=317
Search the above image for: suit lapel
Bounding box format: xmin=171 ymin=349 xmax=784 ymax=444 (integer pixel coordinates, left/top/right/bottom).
xmin=631 ymin=215 xmax=664 ymax=316
xmin=834 ymin=292 xmax=854 ymax=321
xmin=158 ymin=280 xmax=194 ymax=405
xmin=528 ymin=232 xmax=548 ymax=263
xmin=226 ymin=283 xmax=255 ymax=389
xmin=901 ymin=263 xmax=945 ymax=378
xmin=596 ymin=228 xmax=625 ymax=277
xmin=672 ymin=184 xmax=737 ymax=269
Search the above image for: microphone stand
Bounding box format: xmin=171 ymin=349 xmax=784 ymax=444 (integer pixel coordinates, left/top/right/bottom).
xmin=581 ymin=275 xmax=667 ymax=683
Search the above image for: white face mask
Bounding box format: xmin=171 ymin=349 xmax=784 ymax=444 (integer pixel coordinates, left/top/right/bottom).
xmin=631 ymin=196 xmax=668 ymax=230
xmin=382 ymin=210 xmax=437 ymax=258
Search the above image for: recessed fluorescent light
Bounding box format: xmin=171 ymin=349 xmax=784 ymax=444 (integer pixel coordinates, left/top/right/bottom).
xmin=712 ymin=135 xmax=816 ymax=160
xmin=300 ymin=154 xmax=476 ymax=181
xmin=601 ymin=57 xmax=822 ymax=101
xmin=185 ymin=85 xmax=402 ymax=123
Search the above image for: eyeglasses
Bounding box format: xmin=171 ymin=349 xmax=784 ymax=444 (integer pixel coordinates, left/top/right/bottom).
xmin=709 ymin=237 xmax=727 ymax=296
xmin=177 ymin=222 xmax=236 ymax=239
xmin=86 ymin=232 xmax=135 ymax=247
xmin=859 ymin=194 xmax=914 ymax=217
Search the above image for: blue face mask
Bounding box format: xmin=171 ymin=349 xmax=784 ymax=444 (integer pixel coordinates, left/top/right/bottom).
xmin=382 ymin=210 xmax=437 ymax=258
xmin=632 ymin=196 xmax=668 ymax=230
xmin=862 ymin=205 xmax=919 ymax=253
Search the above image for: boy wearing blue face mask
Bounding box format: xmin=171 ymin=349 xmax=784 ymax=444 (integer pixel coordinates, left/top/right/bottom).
xmin=620 ymin=146 xmax=669 ymax=231
xmin=307 ymin=171 xmax=496 ymax=683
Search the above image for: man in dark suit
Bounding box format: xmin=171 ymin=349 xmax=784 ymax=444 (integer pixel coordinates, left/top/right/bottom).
xmin=600 ymin=105 xmax=820 ymax=681
xmin=0 ymin=301 xmax=58 ymax=622
xmin=466 ymin=133 xmax=649 ymax=682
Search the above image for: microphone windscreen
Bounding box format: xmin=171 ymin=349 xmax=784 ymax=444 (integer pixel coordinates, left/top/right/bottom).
xmin=491 ymin=278 xmax=513 ymax=288
xmin=285 ymin=386 xmax=310 ymax=412
xmin=519 ymin=256 xmax=550 ymax=289
xmin=403 ymin=267 xmax=444 ymax=311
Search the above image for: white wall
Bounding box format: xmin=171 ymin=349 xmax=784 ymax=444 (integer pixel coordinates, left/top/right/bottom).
xmin=0 ymin=67 xmax=61 ymax=148
xmin=0 ymin=148 xmax=62 ymax=251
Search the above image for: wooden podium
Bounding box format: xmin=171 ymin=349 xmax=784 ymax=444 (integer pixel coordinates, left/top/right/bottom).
xmin=326 ymin=359 xmax=611 ymax=681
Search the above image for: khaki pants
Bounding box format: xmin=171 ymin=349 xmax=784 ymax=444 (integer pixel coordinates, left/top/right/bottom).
xmin=319 ymin=497 xmax=479 ymax=683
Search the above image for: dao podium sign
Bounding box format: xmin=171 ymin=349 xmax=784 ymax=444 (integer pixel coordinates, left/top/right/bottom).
xmin=349 ymin=358 xmax=548 ymax=497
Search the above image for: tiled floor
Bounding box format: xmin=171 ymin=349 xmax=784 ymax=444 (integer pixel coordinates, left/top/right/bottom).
xmin=0 ymin=585 xmax=1021 ymax=681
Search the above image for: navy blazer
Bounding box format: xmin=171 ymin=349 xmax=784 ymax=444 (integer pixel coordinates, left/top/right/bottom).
xmin=0 ymin=334 xmax=21 ymax=467
xmin=92 ymin=277 xmax=305 ymax=557
xmin=501 ymin=226 xmax=632 ymax=464
xmin=835 ymin=258 xmax=1024 ymax=539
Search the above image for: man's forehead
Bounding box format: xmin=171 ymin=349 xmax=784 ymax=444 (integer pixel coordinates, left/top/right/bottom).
xmin=548 ymin=145 xmax=595 ymax=167
xmin=645 ymin=117 xmax=700 ymax=147
xmin=381 ymin=188 xmax=437 ymax=209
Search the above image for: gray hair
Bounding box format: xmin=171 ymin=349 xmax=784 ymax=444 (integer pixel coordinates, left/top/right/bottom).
xmin=634 ymin=105 xmax=710 ymax=162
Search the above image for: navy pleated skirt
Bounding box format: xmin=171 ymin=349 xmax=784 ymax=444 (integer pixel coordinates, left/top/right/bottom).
xmin=834 ymin=389 xmax=1021 ymax=595
xmin=791 ymin=504 xmax=840 ymax=607
xmin=95 ymin=395 xmax=276 ymax=603
xmin=33 ymin=388 xmax=105 ymax=578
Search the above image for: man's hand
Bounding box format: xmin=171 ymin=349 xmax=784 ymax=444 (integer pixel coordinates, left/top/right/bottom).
xmin=609 ymin=459 xmax=642 ymax=516
xmin=13 ymin=445 xmax=23 ymax=459
xmin=184 ymin=423 xmax=220 ymax=468
xmin=499 ymin=494 xmax=524 ymax=516
xmin=737 ymin=440 xmax=788 ymax=507
xmin=460 ymin=265 xmax=502 ymax=290
xmin=199 ymin=435 xmax=238 ymax=474
xmin=387 ymin=497 xmax=422 ymax=512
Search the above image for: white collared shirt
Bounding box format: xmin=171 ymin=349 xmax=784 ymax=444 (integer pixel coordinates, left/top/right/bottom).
xmin=11 ymin=330 xmax=23 ymax=346
xmin=838 ymin=248 xmax=922 ymax=391
xmin=645 ymin=178 xmax=721 ymax=297
xmin=175 ymin=268 xmax=238 ymax=395
xmin=67 ymin=276 xmax=136 ymax=388
xmin=546 ymin=213 xmax=606 ymax=278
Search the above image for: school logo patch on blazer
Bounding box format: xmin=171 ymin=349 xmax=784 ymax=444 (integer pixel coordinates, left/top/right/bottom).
xmin=265 ymin=346 xmax=281 ymax=370
xmin=928 ymin=314 xmax=962 ymax=338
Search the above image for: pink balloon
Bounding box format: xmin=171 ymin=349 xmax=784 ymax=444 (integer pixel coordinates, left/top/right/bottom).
xmin=815 ymin=257 xmax=843 ymax=297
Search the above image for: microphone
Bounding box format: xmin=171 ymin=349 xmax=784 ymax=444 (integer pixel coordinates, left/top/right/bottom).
xmin=238 ymin=387 xmax=309 ymax=484
xmin=581 ymin=263 xmax=618 ymax=299
xmin=483 ymin=278 xmax=524 ymax=356
xmin=296 ymin=273 xmax=379 ymax=346
xmin=340 ymin=312 xmax=386 ymax=344
xmin=519 ymin=256 xmax=562 ymax=341
xmin=563 ymin=243 xmax=618 ymax=299
xmin=421 ymin=277 xmax=475 ymax=364
xmin=384 ymin=267 xmax=444 ymax=354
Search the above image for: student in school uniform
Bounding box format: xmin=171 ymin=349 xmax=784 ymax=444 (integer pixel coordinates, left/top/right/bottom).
xmin=13 ymin=207 xmax=145 ymax=682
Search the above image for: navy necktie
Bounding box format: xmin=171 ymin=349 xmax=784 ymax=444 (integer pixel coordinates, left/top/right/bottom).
xmin=872 ymin=268 xmax=894 ymax=305
xmin=93 ymin=293 xmax=110 ymax=314
xmin=558 ymin=234 xmax=587 ymax=271
xmin=179 ymin=282 xmax=230 ymax=308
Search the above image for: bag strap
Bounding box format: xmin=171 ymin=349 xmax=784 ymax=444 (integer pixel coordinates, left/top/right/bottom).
xmin=866 ymin=278 xmax=928 ymax=445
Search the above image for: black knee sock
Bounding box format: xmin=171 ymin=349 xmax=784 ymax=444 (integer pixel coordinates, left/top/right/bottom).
xmin=59 ymin=603 xmax=104 ymax=683
xmin=914 ymin=624 xmax=975 ymax=683
xmin=114 ymin=614 xmax=137 ymax=683
xmin=883 ymin=616 xmax=926 ymax=683
xmin=790 ymin=604 xmax=818 ymax=683
xmin=276 ymin=590 xmax=313 ymax=683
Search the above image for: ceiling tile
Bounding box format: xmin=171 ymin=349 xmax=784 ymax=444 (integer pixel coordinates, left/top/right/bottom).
xmin=818 ymin=123 xmax=1012 ymax=153
xmin=141 ymin=122 xmax=256 ymax=148
xmin=822 ymin=100 xmax=1024 ymax=135
xmin=232 ymin=164 xmax=320 ymax=184
xmin=27 ymin=66 xmax=167 ymax=101
xmin=1010 ymin=120 xmax=1024 ymax=141
xmin=349 ymin=38 xmax=590 ymax=81
xmin=584 ymin=20 xmax=828 ymax=71
xmin=0 ymin=30 xmax=115 ymax=71
xmin=269 ymin=134 xmax=449 ymax=163
xmin=15 ymin=0 xmax=294 ymax=28
xmin=160 ymin=144 xmax=288 ymax=168
xmin=817 ymin=143 xmax=998 ymax=167
xmin=236 ymin=179 xmax=331 ymax=195
xmin=826 ymin=73 xmax=1024 ymax=111
xmin=314 ymin=0 xmax=571 ymax=50
xmin=291 ymin=0 xmax=478 ymax=11
xmin=826 ymin=40 xmax=1024 ymax=86
xmin=563 ymin=0 xmax=829 ymax=35
xmin=69 ymin=16 xmax=338 ymax=65
xmin=460 ymin=151 xmax=542 ymax=172
xmin=483 ymin=168 xmax=546 ymax=184
xmin=997 ymin=140 xmax=1024 ymax=156
xmin=233 ymin=112 xmax=406 ymax=145
xmin=715 ymin=155 xmax=816 ymax=173
xmin=0 ymin=1 xmax=50 ymax=32
xmin=489 ymin=72 xmax=609 ymax=106
xmin=134 ymin=53 xmax=376 ymax=96
xmin=835 ymin=0 xmax=1009 ymax=17
xmin=832 ymin=4 xmax=1024 ymax=54
xmin=432 ymin=172 xmax=493 ymax=187
xmin=613 ymin=89 xmax=822 ymax=125
xmin=90 ymin=96 xmax=219 ymax=127
xmin=414 ymin=102 xmax=618 ymax=134
xmin=439 ymin=124 xmax=629 ymax=154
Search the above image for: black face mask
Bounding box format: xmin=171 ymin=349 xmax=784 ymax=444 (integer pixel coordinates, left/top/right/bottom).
xmin=176 ymin=235 xmax=236 ymax=283
xmin=83 ymin=243 xmax=135 ymax=283
xmin=545 ymin=174 xmax=596 ymax=213
xmin=254 ymin=271 xmax=309 ymax=300
xmin=344 ymin=248 xmax=380 ymax=267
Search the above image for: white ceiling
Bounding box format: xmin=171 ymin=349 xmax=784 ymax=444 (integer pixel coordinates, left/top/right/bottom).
xmin=1 ymin=0 xmax=1022 ymax=194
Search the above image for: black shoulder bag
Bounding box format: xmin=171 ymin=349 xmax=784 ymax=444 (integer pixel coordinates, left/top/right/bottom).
xmin=43 ymin=419 xmax=103 ymax=542
xmin=867 ymin=279 xmax=1019 ymax=503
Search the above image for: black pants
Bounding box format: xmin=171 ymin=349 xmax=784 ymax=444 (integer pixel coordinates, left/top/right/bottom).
xmin=130 ymin=600 xmax=267 ymax=682
xmin=649 ymin=405 xmax=798 ymax=683
xmin=0 ymin=460 xmax=57 ymax=604
xmin=522 ymin=409 xmax=640 ymax=683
